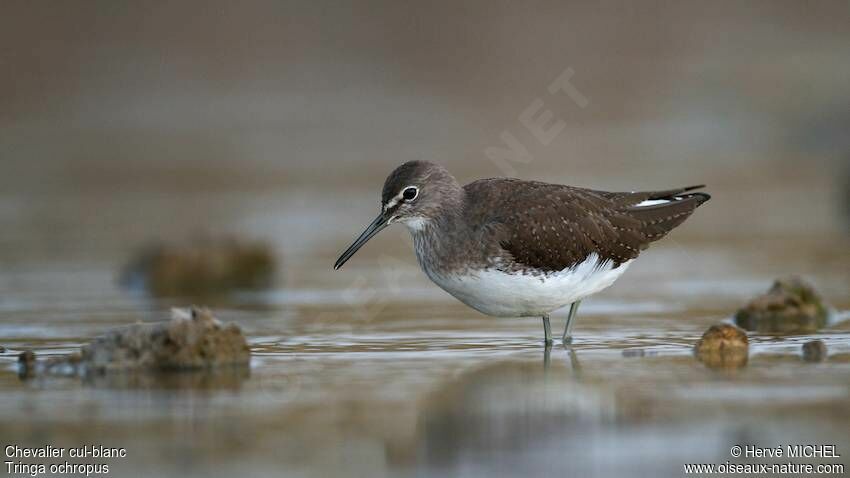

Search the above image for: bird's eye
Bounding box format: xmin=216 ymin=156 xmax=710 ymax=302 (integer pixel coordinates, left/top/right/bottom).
xmin=402 ymin=187 xmax=418 ymax=201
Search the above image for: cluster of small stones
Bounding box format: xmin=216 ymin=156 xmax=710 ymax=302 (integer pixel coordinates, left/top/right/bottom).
xmin=18 ymin=350 xmax=83 ymax=379
xmin=121 ymin=237 xmax=276 ymax=297
xmin=694 ymin=277 xmax=834 ymax=369
xmin=734 ymin=276 xmax=829 ymax=334
xmin=18 ymin=307 xmax=250 ymax=378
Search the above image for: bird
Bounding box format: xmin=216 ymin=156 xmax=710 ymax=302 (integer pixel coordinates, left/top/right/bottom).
xmin=334 ymin=161 xmax=710 ymax=345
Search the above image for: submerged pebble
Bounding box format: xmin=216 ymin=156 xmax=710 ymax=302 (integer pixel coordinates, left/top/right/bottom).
xmin=622 ymin=349 xmax=646 ymax=358
xmin=734 ymin=276 xmax=829 ymax=334
xmin=19 ymin=307 xmax=250 ymax=379
xmin=121 ymin=237 xmax=277 ymax=297
xmin=17 ymin=350 xmax=36 ymax=378
xmin=802 ymin=339 xmax=828 ymax=362
xmin=694 ymin=324 xmax=749 ymax=369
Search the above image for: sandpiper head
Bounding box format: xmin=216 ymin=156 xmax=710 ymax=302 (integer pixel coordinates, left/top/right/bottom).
xmin=334 ymin=161 xmax=461 ymax=270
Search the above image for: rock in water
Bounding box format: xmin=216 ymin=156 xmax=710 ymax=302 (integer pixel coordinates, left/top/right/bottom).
xmin=121 ymin=237 xmax=276 ymax=297
xmin=734 ymin=276 xmax=829 ymax=334
xmin=17 ymin=308 xmax=250 ymax=381
xmin=18 ymin=350 xmax=36 ymax=378
xmin=694 ymin=324 xmax=749 ymax=369
xmin=802 ymin=339 xmax=828 ymax=362
xmin=82 ymin=307 xmax=250 ymax=372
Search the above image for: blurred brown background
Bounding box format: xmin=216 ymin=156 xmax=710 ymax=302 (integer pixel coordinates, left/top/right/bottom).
xmin=1 ymin=0 xmax=848 ymax=265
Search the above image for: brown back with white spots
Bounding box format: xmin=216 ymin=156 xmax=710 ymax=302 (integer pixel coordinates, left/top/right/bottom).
xmin=463 ymin=179 xmax=710 ymax=273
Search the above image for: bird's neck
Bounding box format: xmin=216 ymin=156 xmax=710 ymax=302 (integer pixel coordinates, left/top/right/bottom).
xmin=406 ymin=192 xmax=472 ymax=275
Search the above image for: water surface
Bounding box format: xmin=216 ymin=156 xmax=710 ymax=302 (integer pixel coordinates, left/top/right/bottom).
xmin=1 ymin=204 xmax=848 ymax=477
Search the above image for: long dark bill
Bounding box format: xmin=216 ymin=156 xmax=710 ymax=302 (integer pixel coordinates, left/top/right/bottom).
xmin=333 ymin=213 xmax=389 ymax=270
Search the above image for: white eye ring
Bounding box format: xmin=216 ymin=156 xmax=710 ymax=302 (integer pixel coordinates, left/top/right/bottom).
xmin=402 ymin=186 xmax=419 ymax=201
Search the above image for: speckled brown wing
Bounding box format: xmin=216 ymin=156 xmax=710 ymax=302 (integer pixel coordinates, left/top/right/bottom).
xmin=464 ymin=179 xmax=709 ymax=273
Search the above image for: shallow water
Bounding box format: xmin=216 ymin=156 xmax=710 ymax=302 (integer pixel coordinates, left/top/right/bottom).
xmin=1 ymin=205 xmax=849 ymax=477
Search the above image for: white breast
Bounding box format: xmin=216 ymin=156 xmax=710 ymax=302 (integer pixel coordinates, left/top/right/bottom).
xmin=423 ymin=253 xmax=632 ymax=317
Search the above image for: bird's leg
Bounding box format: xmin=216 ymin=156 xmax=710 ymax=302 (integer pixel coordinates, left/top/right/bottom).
xmin=542 ymin=315 xmax=553 ymax=345
xmin=562 ymin=300 xmax=581 ymax=344
xmin=566 ymin=347 xmax=580 ymax=373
